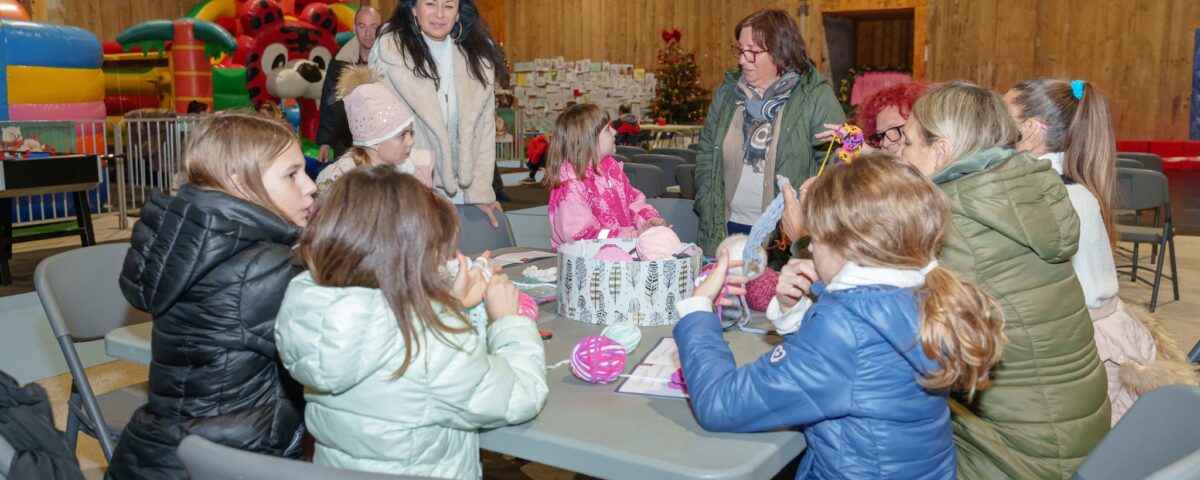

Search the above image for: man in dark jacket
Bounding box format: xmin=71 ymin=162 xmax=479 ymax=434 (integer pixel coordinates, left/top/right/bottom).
xmin=316 ymin=6 xmax=381 ymax=163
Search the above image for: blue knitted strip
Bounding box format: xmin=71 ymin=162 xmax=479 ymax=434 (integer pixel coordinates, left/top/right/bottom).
xmin=743 ymin=176 xmax=792 ymax=273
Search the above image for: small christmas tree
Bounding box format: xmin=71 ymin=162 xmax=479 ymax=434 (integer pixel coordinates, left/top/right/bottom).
xmin=650 ymin=29 xmax=710 ymax=125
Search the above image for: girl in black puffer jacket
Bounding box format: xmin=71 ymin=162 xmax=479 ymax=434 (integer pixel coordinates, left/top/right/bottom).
xmin=107 ymin=111 xmax=318 ymax=479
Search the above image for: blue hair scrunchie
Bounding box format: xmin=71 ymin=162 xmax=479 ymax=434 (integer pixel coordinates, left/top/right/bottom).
xmin=1070 ymin=80 xmax=1085 ymax=100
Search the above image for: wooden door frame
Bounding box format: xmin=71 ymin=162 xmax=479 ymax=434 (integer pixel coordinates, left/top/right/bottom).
xmin=818 ymin=0 xmax=926 ymax=80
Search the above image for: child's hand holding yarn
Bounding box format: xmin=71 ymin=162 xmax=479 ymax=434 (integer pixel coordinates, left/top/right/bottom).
xmin=484 ymin=273 xmax=521 ymax=322
xmin=778 ymin=176 xmax=815 ymax=242
xmin=776 ymin=259 xmax=817 ymax=311
xmin=452 ymin=251 xmax=496 ymax=309
xmin=638 ymin=217 xmax=668 ymax=234
xmin=693 ymin=249 xmax=749 ymax=308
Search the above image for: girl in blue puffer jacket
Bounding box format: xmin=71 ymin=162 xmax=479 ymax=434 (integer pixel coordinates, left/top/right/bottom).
xmin=674 ymin=154 xmax=1006 ymax=479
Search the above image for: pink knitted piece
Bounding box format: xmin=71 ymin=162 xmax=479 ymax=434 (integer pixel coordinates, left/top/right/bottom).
xmin=570 ymin=335 xmax=626 ymax=384
xmin=518 ymin=292 xmax=539 ymax=322
xmin=594 ymin=244 xmax=635 ymax=261
xmin=635 ymin=226 xmax=681 ymax=261
xmin=745 ymin=268 xmax=779 ymax=312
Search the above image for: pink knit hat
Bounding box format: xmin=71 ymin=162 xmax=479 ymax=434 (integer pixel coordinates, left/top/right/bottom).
xmin=337 ymin=66 xmax=414 ymax=147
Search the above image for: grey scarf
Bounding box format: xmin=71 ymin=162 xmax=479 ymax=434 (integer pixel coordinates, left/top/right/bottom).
xmin=733 ymin=71 xmax=800 ymax=173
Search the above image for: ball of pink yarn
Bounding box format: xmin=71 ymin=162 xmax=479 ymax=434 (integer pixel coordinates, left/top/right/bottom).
xmin=570 ymin=335 xmax=626 ymax=384
xmin=594 ymin=244 xmax=634 ymax=261
xmin=635 ymin=226 xmax=681 ymax=261
xmin=517 ymin=292 xmax=539 ymax=322
xmin=745 ymin=267 xmax=779 ymax=312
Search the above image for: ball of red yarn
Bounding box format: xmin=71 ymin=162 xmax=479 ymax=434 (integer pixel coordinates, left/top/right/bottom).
xmin=745 ymin=267 xmax=779 ymax=312
xmin=518 ymin=292 xmax=539 ymax=322
xmin=570 ymin=335 xmax=626 ymax=384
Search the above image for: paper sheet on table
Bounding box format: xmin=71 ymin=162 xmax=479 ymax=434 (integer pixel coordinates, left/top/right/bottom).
xmin=640 ymin=337 xmax=680 ymax=366
xmin=491 ymin=250 xmax=556 ymax=267
xmin=615 ymin=337 xmax=688 ymax=399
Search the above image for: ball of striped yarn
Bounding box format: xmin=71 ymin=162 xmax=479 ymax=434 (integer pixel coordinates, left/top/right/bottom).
xmin=517 ymin=292 xmax=539 ymax=322
xmin=570 ymin=335 xmax=626 ymax=384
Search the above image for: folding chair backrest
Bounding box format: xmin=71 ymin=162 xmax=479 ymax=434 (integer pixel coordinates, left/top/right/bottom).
xmin=646 ymin=198 xmax=699 ymax=244
xmin=34 ymin=243 xmax=150 ymax=342
xmin=649 ymin=148 xmax=697 ymax=164
xmin=687 ymin=143 xmax=700 ymax=151
xmin=178 ymin=435 xmax=427 ymax=480
xmin=1114 ymin=167 xmax=1169 ymax=212
xmin=455 ymin=204 xmax=517 ymax=257
xmin=0 ymin=430 xmax=12 ymax=480
xmin=615 ymin=145 xmax=648 ymax=158
xmin=623 ymin=163 xmax=665 ymax=199
xmin=612 ymin=153 xmax=630 ymax=164
xmin=675 ymin=164 xmax=697 ymax=200
xmin=1146 ymin=450 xmax=1200 ymax=480
xmin=1117 ymin=152 xmax=1164 ymax=173
xmin=1073 ymin=385 xmax=1200 ymax=480
xmin=632 ymin=154 xmax=685 ymax=187
xmin=1117 ymin=158 xmax=1144 ymax=170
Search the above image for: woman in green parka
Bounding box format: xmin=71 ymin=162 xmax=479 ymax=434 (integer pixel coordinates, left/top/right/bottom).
xmin=693 ymin=8 xmax=844 ymax=255
xmin=899 ymin=81 xmax=1111 ymax=479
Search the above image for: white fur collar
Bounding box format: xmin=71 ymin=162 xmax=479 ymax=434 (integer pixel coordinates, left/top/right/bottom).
xmin=826 ymin=261 xmax=938 ymax=291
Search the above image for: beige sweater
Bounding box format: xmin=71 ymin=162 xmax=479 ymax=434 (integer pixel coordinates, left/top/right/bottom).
xmin=369 ymin=36 xmax=497 ymax=204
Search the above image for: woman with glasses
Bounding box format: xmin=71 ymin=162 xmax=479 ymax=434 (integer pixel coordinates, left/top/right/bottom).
xmin=853 ymin=82 xmax=928 ymax=154
xmin=693 ymin=8 xmax=844 ymax=256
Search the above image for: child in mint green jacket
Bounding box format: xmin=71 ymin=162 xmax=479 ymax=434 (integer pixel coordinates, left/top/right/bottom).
xmin=275 ymin=166 xmax=548 ymax=479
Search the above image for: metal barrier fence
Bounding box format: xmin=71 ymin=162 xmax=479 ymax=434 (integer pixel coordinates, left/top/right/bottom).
xmin=496 ymin=107 xmax=525 ymax=161
xmin=4 ymin=119 xmax=115 ymax=225
xmin=5 ymin=112 xmax=529 ymax=230
xmin=115 ymin=116 xmax=203 ymax=228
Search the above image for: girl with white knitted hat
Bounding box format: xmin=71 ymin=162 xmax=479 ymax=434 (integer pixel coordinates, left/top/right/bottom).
xmin=315 ymin=65 xmax=434 ymax=192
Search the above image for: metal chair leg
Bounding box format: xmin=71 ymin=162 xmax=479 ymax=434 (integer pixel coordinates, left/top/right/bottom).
xmin=65 ymin=389 xmax=81 ymax=453
xmin=1169 ymin=232 xmax=1179 ymax=301
xmin=1149 ymin=236 xmax=1168 ymax=312
xmin=58 ymin=336 xmax=116 ymax=461
xmin=1151 ymin=207 xmax=1161 ymax=263
xmin=1131 ymin=242 xmax=1140 ymax=281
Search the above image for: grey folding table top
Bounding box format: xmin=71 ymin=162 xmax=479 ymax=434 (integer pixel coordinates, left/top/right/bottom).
xmin=104 ymin=249 xmax=806 ymax=479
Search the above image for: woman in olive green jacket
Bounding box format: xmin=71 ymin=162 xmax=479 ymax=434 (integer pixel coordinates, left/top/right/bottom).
xmin=694 ymin=9 xmax=844 ymax=256
xmin=900 ymin=81 xmax=1110 ymax=479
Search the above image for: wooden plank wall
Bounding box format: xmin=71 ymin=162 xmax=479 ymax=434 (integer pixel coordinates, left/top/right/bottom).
xmin=26 ymin=0 xmax=199 ymax=42
xmin=855 ymin=18 xmax=913 ymax=69
xmin=926 ymin=0 xmax=1200 ymax=140
xmin=497 ymin=0 xmax=1200 ymax=140
xmin=502 ymin=0 xmax=820 ymax=92
xmin=18 ymin=0 xmax=1200 ymax=139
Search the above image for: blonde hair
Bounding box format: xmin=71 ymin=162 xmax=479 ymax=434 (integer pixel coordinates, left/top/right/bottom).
xmin=1011 ymin=79 xmax=1117 ymax=249
xmin=300 ymin=165 xmax=470 ymax=377
xmin=542 ymin=103 xmax=611 ymax=189
xmin=804 ymin=153 xmax=1006 ymax=398
xmin=911 ymin=81 xmax=1020 ymax=164
xmin=184 ymin=110 xmax=300 ymax=223
xmin=256 ymin=101 xmax=283 ymax=120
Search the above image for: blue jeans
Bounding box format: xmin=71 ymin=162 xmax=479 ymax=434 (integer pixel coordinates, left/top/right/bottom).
xmin=726 ymin=222 xmax=752 ymax=236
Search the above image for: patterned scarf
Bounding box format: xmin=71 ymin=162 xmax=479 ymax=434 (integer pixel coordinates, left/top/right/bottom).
xmin=733 ymin=71 xmax=800 ymax=173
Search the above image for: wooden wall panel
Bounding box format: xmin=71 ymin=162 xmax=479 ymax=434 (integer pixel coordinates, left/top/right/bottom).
xmin=504 ymin=0 xmax=809 ymax=93
xmin=927 ymin=0 xmax=1200 ymax=140
xmin=855 ymin=18 xmax=913 ymax=68
xmin=23 ymin=0 xmax=1197 ymax=140
xmin=27 ymin=0 xmax=197 ymax=42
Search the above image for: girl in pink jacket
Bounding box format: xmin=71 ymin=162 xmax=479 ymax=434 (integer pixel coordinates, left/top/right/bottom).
xmin=544 ymin=104 xmax=664 ymax=250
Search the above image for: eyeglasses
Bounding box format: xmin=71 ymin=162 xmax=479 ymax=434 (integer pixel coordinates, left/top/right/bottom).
xmin=730 ymin=45 xmax=767 ymax=63
xmin=866 ymin=125 xmax=905 ymax=148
